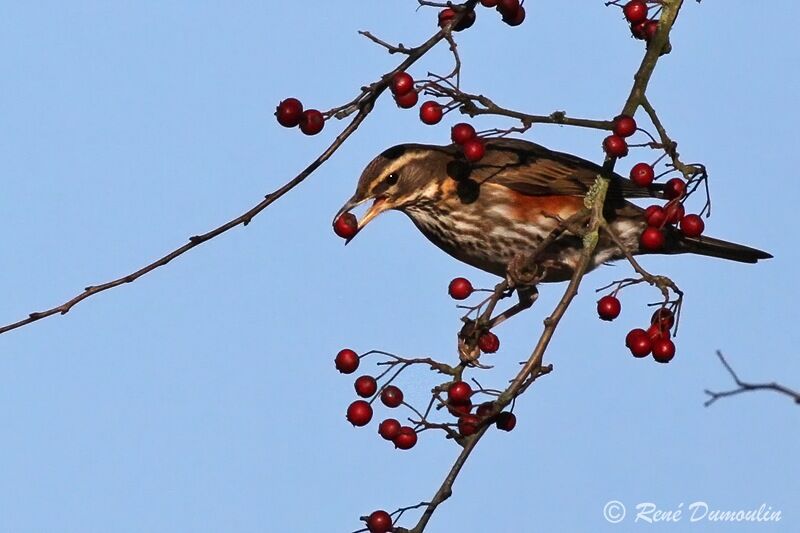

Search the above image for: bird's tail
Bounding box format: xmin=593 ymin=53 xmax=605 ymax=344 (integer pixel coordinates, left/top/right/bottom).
xmin=674 ymin=234 xmax=773 ymax=264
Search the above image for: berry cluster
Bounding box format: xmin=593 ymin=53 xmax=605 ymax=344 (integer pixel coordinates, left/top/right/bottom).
xmin=335 ymin=348 xmax=420 ymax=450
xmin=438 ymin=1 xmax=527 ymax=31
xmin=448 ymin=277 xmax=501 ymax=354
xmin=275 ymin=98 xmax=325 ymax=135
xmin=602 ymin=114 xmax=638 ymax=159
xmin=621 ymin=1 xmax=660 ymax=42
xmin=595 ymin=294 xmax=678 ymax=364
xmin=451 ymin=123 xmax=485 ymax=163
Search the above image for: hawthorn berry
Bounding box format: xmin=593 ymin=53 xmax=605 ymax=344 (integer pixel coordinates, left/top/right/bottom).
xmin=603 ymin=135 xmax=629 ymax=158
xmin=420 ymin=101 xmax=444 ymax=125
xmin=664 ymin=202 xmax=685 ymax=225
xmin=652 ymin=338 xmax=676 ymax=363
xmin=645 ymin=205 xmax=666 ymax=228
xmin=644 ymin=20 xmax=659 ymax=40
xmin=478 ymin=331 xmax=500 ymax=353
xmin=625 ymin=328 xmax=652 ymax=358
xmin=647 ymin=322 xmax=670 ymax=341
xmin=391 ymin=72 xmax=414 ymax=96
xmin=476 ymin=401 xmax=495 ymax=418
xmin=346 ymin=400 xmax=373 ymax=427
xmin=502 ymin=5 xmax=526 ymax=26
xmin=378 ymin=418 xmax=401 ymax=441
xmin=640 ymin=227 xmax=665 ymax=251
xmin=680 ymin=214 xmax=705 ymax=238
xmin=497 ymin=0 xmax=520 ymax=17
xmin=448 ymin=277 xmax=474 ymax=300
xmin=448 ymin=381 xmax=473 ymax=405
xmin=393 ymin=426 xmax=418 ymax=450
xmin=335 ymin=348 xmax=359 ymax=374
xmin=438 ymin=8 xmax=476 ymax=32
xmin=480 ymin=0 xmax=499 ymax=6
xmin=458 ymin=414 xmax=481 ymax=436
xmin=651 ymin=308 xmax=675 ymax=330
xmin=623 ymin=1 xmax=648 ymax=24
xmin=438 ymin=8 xmax=456 ymax=27
xmin=333 ymin=213 xmax=359 ymax=240
xmin=451 ymin=123 xmax=477 ymax=145
xmin=299 ymin=109 xmax=324 ymax=136
xmin=447 ymin=401 xmax=472 ymax=418
xmin=380 ymin=385 xmax=404 ymax=408
xmin=631 ymin=20 xmax=648 ymax=40
xmin=665 ymin=177 xmax=686 ymax=200
xmin=275 ymin=98 xmax=304 ymax=128
xmin=613 ymin=115 xmax=637 ymax=138
xmin=367 ymin=510 xmax=393 ymax=533
xmin=597 ymin=295 xmax=622 ymax=321
xmin=462 ymin=138 xmax=486 ymax=162
xmin=630 ymin=162 xmax=655 ymax=187
xmin=394 ymin=90 xmax=419 ymax=109
xmin=495 ymin=411 xmax=517 ymax=432
xmin=354 ymin=375 xmax=378 ymax=398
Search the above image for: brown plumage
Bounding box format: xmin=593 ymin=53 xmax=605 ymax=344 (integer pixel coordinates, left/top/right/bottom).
xmin=337 ymin=138 xmax=771 ymax=282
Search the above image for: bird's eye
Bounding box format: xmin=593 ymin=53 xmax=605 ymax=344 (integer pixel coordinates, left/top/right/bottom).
xmin=386 ymin=173 xmax=399 ymax=186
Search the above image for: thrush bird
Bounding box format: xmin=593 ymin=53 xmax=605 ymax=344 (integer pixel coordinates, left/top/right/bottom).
xmin=336 ymin=138 xmax=771 ymax=283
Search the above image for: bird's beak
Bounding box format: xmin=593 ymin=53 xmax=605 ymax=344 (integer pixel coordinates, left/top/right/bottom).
xmin=334 ymin=195 xmax=392 ymax=244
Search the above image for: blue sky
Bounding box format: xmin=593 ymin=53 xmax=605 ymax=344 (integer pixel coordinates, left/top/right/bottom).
xmin=1 ymin=2 xmax=797 ymax=532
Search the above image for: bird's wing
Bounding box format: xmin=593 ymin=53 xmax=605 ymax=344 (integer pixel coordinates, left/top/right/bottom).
xmin=470 ymin=138 xmax=664 ymax=200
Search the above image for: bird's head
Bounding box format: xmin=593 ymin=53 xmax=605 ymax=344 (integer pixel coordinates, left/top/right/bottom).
xmin=334 ymin=143 xmax=455 ymax=239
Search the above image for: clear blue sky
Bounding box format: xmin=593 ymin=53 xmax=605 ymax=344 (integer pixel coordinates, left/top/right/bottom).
xmin=1 ymin=2 xmax=798 ymax=532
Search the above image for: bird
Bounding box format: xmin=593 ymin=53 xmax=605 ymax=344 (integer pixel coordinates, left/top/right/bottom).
xmin=335 ymin=138 xmax=771 ymax=283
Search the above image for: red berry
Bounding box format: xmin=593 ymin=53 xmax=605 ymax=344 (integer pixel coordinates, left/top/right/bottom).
xmin=597 ymin=295 xmax=622 ymax=321
xmin=346 ymin=400 xmax=373 ymax=427
xmin=652 ymin=338 xmax=676 ymax=363
xmin=367 ymin=510 xmax=393 ymax=533
xmin=651 ymin=308 xmax=675 ymax=330
xmin=613 ymin=115 xmax=637 ymax=138
xmin=458 ymin=414 xmax=481 ymax=436
xmin=438 ymin=8 xmax=456 ymax=27
xmin=448 ymin=277 xmax=474 ymax=300
xmin=393 ymin=426 xmax=418 ymax=450
xmin=630 ymin=162 xmax=655 ymax=187
xmin=448 ymin=381 xmax=473 ymax=405
xmin=645 ymin=205 xmax=666 ymax=228
xmin=631 ymin=21 xmax=648 ymax=40
xmin=455 ymin=9 xmax=477 ymax=31
xmin=680 ymin=214 xmax=705 ymax=238
xmin=478 ymin=332 xmax=500 ymax=353
xmin=394 ymin=90 xmax=419 ymax=109
xmin=333 ymin=213 xmax=359 ymax=240
xmin=644 ymin=20 xmax=659 ymax=40
xmin=299 ymin=109 xmax=325 ymax=136
xmin=354 ymin=375 xmax=378 ymax=398
xmin=640 ymin=227 xmax=665 ymax=251
xmin=665 ymin=177 xmax=686 ymax=199
xmin=664 ymin=202 xmax=685 ymax=225
xmin=275 ymin=98 xmax=304 ymax=128
xmin=497 ymin=0 xmax=520 ymax=17
xmin=378 ymin=418 xmax=401 ymax=441
xmin=476 ymin=401 xmax=494 ymax=418
xmin=447 ymin=401 xmax=472 ymax=418
xmin=502 ymin=5 xmax=526 ymax=26
xmin=480 ymin=0 xmax=499 ymax=6
xmin=451 ymin=123 xmax=476 ymax=145
xmin=603 ymin=135 xmax=629 ymax=158
xmin=625 ymin=328 xmax=652 ymax=358
xmin=647 ymin=322 xmax=671 ymax=341
xmin=419 ymin=101 xmax=444 ymax=125
xmin=335 ymin=348 xmax=359 ymax=374
xmin=391 ymin=72 xmax=414 ymax=96
xmin=623 ymin=1 xmax=648 ymax=24
xmin=495 ymin=411 xmax=517 ymax=431
xmin=380 ymin=385 xmax=404 ymax=408
xmin=462 ymin=138 xmax=485 ymax=162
